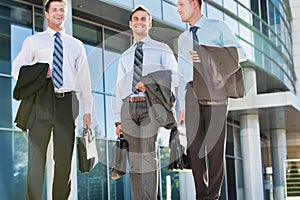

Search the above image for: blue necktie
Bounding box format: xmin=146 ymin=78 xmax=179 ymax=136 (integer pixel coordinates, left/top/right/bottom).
xmin=190 ymin=26 xmax=199 ymax=45
xmin=52 ymin=32 xmax=63 ymax=88
xmin=132 ymin=41 xmax=143 ymax=94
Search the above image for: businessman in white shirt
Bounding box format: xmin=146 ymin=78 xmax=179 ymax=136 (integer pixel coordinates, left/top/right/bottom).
xmin=12 ymin=0 xmax=93 ymax=199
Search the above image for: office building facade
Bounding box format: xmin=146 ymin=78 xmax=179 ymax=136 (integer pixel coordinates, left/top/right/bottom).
xmin=0 ymin=0 xmax=299 ymax=199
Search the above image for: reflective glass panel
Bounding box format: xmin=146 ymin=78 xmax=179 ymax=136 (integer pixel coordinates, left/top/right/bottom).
xmin=238 ymin=4 xmax=250 ymax=24
xmin=135 ymin=0 xmax=162 ymax=19
xmin=224 ymin=0 xmax=237 ymax=15
xmin=162 ymin=1 xmax=186 ymax=29
xmin=207 ymin=4 xmax=223 ymax=20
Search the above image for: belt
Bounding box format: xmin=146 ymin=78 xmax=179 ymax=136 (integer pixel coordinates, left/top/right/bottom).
xmin=55 ymin=91 xmax=75 ymax=98
xmin=126 ymin=97 xmax=147 ymax=103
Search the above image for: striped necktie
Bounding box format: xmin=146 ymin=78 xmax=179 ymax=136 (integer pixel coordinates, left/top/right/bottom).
xmin=132 ymin=41 xmax=143 ymax=94
xmin=52 ymin=32 xmax=63 ymax=88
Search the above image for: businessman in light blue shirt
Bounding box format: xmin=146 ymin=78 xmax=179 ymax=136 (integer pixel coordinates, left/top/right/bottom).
xmin=114 ymin=5 xmax=177 ymax=200
xmin=177 ymin=0 xmax=247 ymax=199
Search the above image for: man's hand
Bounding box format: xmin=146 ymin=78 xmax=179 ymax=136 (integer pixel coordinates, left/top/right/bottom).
xmin=83 ymin=114 xmax=92 ymax=129
xmin=178 ymin=110 xmax=185 ymax=125
xmin=46 ymin=67 xmax=51 ymax=78
xmin=116 ymin=124 xmax=122 ymax=138
xmin=189 ymin=50 xmax=201 ymax=62
xmin=135 ymin=81 xmax=147 ymax=93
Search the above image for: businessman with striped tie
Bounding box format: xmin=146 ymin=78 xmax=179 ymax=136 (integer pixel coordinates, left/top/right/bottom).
xmin=12 ymin=0 xmax=93 ymax=199
xmin=114 ymin=5 xmax=178 ymax=200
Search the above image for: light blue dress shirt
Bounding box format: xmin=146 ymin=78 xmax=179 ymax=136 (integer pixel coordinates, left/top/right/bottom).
xmin=114 ymin=35 xmax=178 ymax=122
xmin=177 ymin=15 xmax=247 ymax=109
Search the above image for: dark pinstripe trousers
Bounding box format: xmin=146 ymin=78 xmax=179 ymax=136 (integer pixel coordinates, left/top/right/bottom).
xmin=121 ymin=98 xmax=160 ymax=200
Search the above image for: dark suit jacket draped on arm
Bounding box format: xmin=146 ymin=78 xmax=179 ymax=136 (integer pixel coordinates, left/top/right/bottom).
xmin=193 ymin=45 xmax=245 ymax=101
xmin=141 ymin=70 xmax=177 ymax=129
xmin=13 ymin=63 xmax=54 ymax=131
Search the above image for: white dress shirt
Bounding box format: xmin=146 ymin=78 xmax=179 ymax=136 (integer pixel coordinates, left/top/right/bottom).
xmin=177 ymin=15 xmax=247 ymax=109
xmin=12 ymin=27 xmax=93 ymax=114
xmin=114 ymin=35 xmax=178 ymax=122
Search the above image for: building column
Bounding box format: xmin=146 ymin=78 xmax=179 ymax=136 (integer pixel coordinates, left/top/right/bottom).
xmin=44 ymin=0 xmax=77 ymax=199
xmin=239 ymin=67 xmax=264 ymax=199
xmin=240 ymin=113 xmax=264 ymax=200
xmin=269 ymin=107 xmax=287 ymax=200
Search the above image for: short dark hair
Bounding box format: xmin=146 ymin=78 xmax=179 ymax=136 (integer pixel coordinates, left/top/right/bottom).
xmin=129 ymin=5 xmax=152 ymax=21
xmin=45 ymin=0 xmax=67 ymax=12
xmin=197 ymin=0 xmax=202 ymax=8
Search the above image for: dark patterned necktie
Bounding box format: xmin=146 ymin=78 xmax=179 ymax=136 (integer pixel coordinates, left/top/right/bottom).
xmin=52 ymin=32 xmax=63 ymax=88
xmin=132 ymin=41 xmax=143 ymax=94
xmin=190 ymin=26 xmax=199 ymax=45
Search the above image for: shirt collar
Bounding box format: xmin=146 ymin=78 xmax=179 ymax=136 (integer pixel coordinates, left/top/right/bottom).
xmin=133 ymin=35 xmax=151 ymax=47
xmin=189 ymin=15 xmax=207 ymax=29
xmin=46 ymin=27 xmax=66 ymax=37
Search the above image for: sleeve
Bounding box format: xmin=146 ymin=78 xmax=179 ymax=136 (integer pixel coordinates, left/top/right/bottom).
xmin=161 ymin=44 xmax=178 ymax=90
xmin=76 ymin=42 xmax=94 ymax=114
xmin=113 ymin=57 xmax=125 ymax=123
xmin=177 ymin=34 xmax=190 ymax=110
xmin=219 ymin=21 xmax=247 ymax=62
xmin=12 ymin=37 xmax=34 ymax=79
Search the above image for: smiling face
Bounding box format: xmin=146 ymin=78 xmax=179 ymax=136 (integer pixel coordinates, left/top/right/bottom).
xmin=129 ymin=10 xmax=152 ymax=40
xmin=45 ymin=1 xmax=67 ymax=31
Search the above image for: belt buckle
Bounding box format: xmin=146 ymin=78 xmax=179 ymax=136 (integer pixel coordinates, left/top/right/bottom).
xmin=129 ymin=97 xmax=134 ymax=103
xmin=56 ymin=92 xmax=65 ymax=98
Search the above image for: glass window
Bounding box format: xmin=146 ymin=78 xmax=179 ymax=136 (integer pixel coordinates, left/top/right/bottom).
xmin=11 ymin=25 xmax=32 ymax=128
xmin=239 ymin=23 xmax=252 ymax=44
xmin=225 ymin=125 xmax=238 ymax=199
xmin=93 ymin=93 xmax=105 ymax=138
xmin=268 ymin=2 xmax=275 ymax=29
xmin=103 ymin=29 xmax=131 ymax=139
xmin=34 ymin=7 xmax=43 ymax=32
xmin=135 ymin=0 xmax=162 ymax=19
xmin=238 ymin=4 xmax=250 ymax=24
xmin=239 ymin=0 xmax=250 ymax=7
xmin=224 ymin=0 xmax=237 ymax=15
xmin=105 ymin=96 xmax=117 ymax=139
xmin=0 ymin=0 xmax=33 ymax=28
xmin=207 ymin=4 xmax=223 ymax=20
xmin=77 ymin=139 xmax=108 ymax=200
xmin=73 ymin=19 xmax=103 ymax=93
xmin=2 ymin=1 xmax=34 ymax=199
xmin=73 ymin=19 xmax=102 ymax=46
xmin=73 ymin=20 xmax=105 ymax=135
xmin=86 ymin=45 xmax=104 ymax=93
xmin=210 ymin=0 xmax=223 ymax=6
xmin=162 ymin=1 xmax=186 ymax=29
xmin=104 ymin=0 xmax=133 ymax=9
xmin=165 ymin=0 xmax=177 ymax=4
xmin=103 ymin=29 xmax=131 ymax=94
xmin=224 ymin=14 xmax=238 ymax=35
xmin=159 ymin=147 xmax=181 ymax=199
xmin=13 ymin=131 xmax=28 ymax=199
xmin=275 ymin=10 xmax=281 ymax=38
